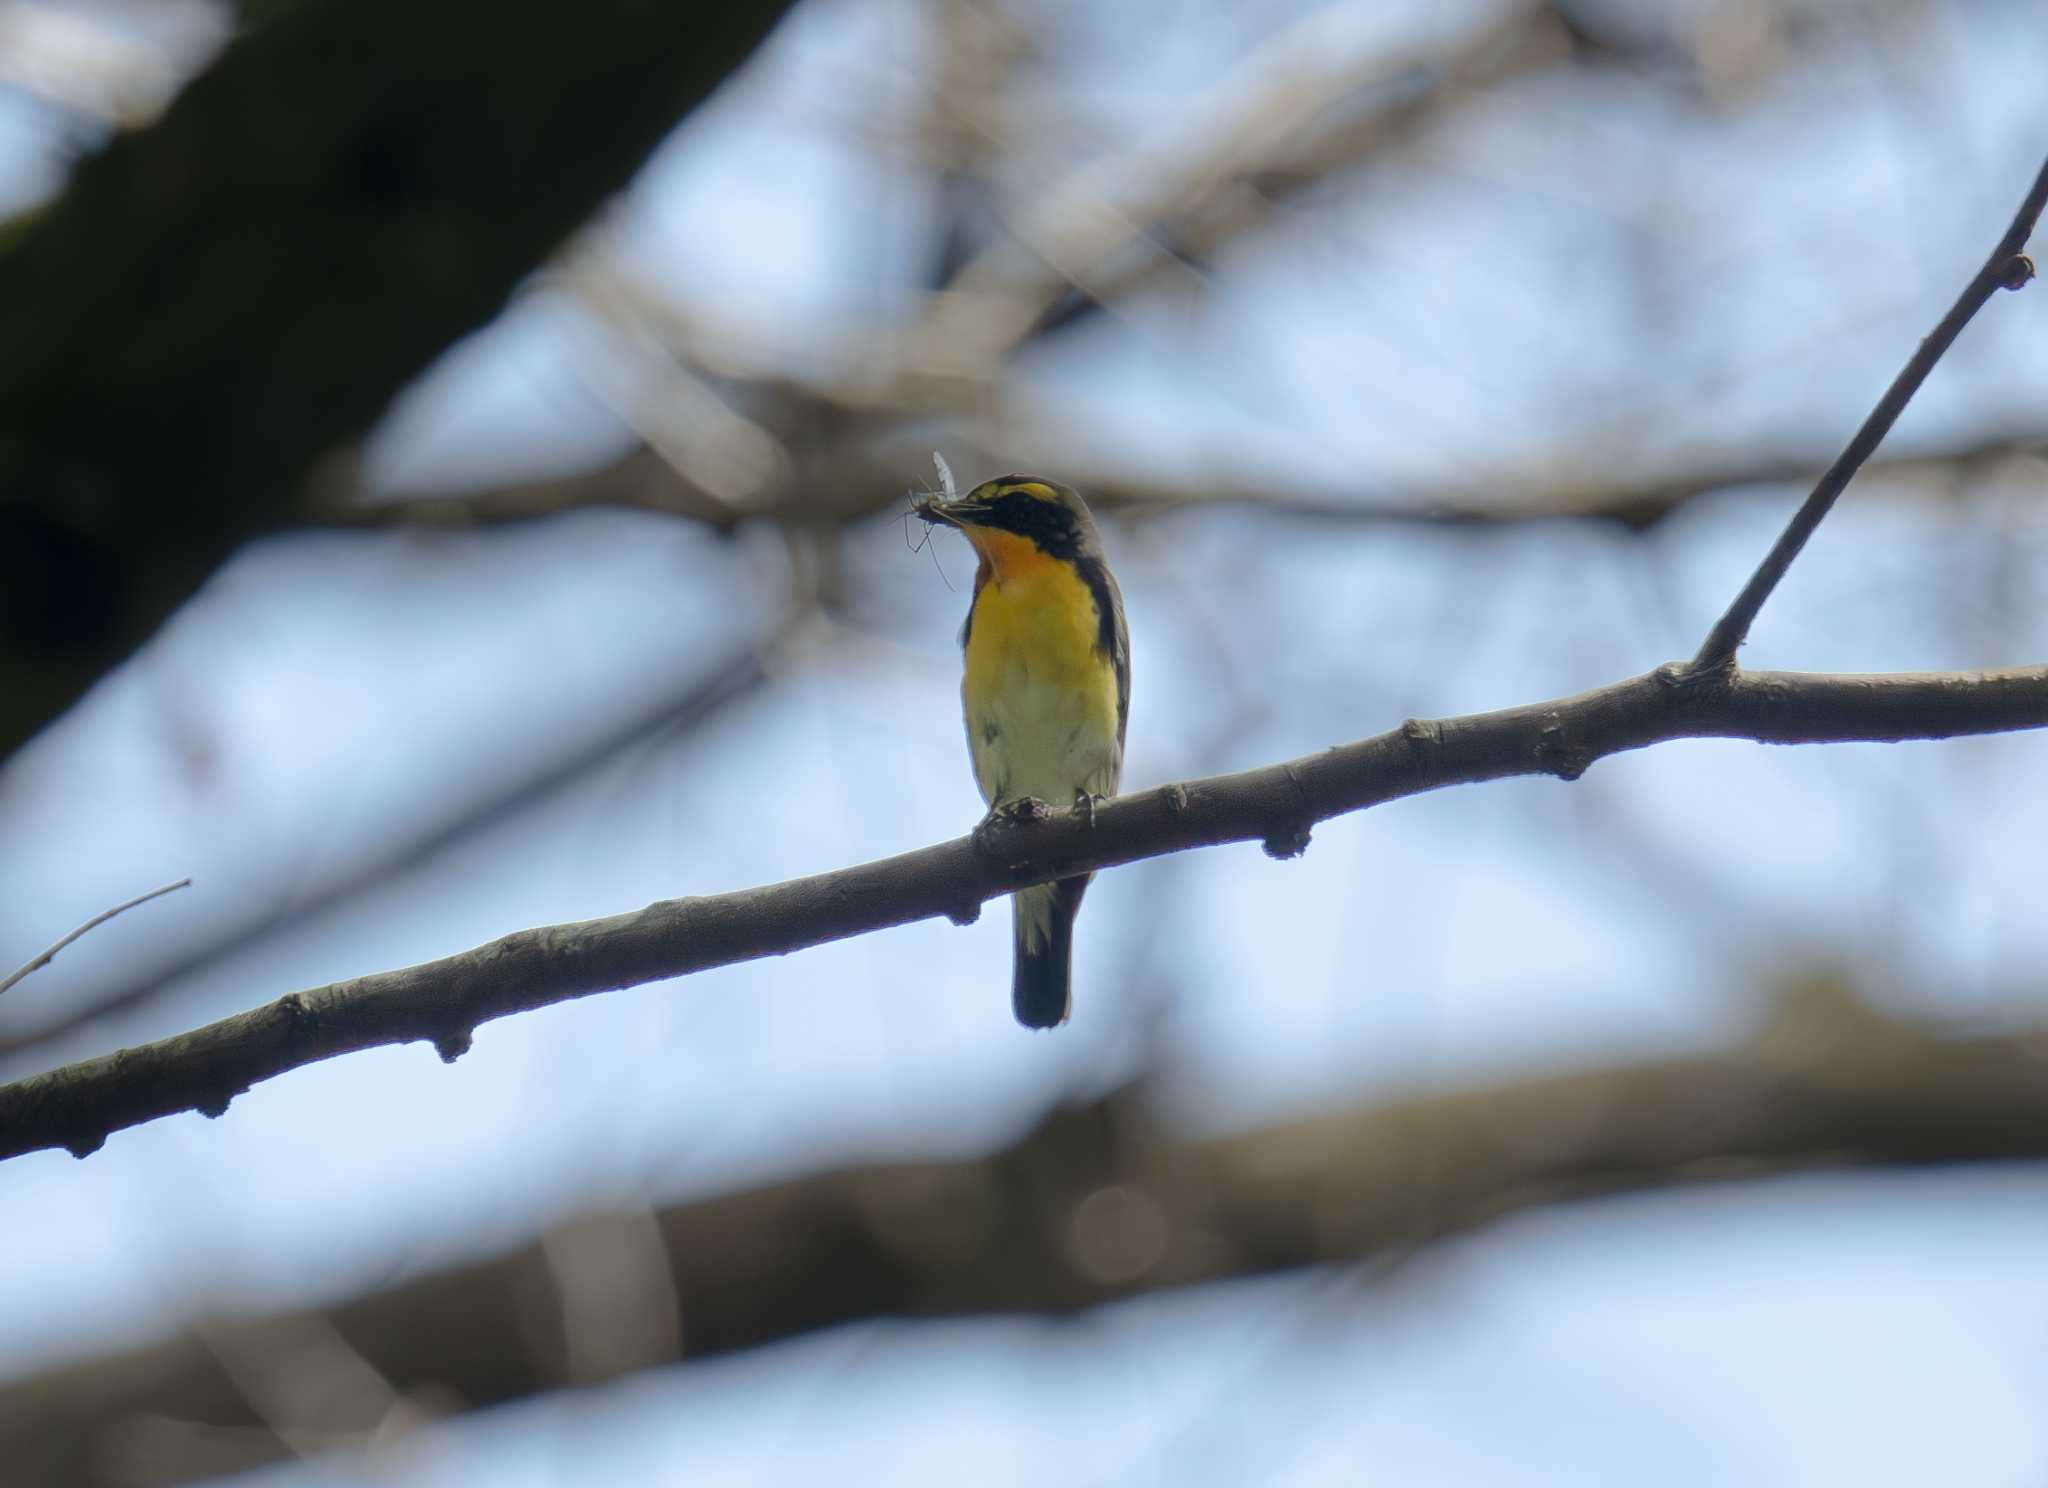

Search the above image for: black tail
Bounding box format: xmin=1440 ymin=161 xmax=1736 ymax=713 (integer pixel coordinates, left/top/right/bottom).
xmin=1012 ymin=875 xmax=1090 ymax=1029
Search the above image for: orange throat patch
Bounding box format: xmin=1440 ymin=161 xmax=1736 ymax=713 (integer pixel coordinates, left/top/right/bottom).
xmin=964 ymin=526 xmax=1057 ymax=585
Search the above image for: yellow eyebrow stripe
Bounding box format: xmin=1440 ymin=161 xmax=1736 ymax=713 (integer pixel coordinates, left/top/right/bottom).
xmin=1007 ymin=482 xmax=1057 ymax=501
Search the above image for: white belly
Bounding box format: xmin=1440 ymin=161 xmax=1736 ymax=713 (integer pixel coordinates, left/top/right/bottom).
xmin=967 ymin=670 xmax=1121 ymax=808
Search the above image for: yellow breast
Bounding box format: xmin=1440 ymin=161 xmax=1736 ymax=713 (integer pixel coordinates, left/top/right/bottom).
xmin=960 ymin=539 xmax=1122 ymax=807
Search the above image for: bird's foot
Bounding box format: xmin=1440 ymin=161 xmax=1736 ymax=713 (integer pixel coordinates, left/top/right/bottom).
xmin=993 ymin=796 xmax=1053 ymax=825
xmin=974 ymin=796 xmax=1052 ymax=857
xmin=1071 ymin=789 xmax=1105 ymax=828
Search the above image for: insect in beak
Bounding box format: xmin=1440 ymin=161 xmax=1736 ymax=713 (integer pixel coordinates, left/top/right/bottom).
xmin=914 ymin=450 xmax=977 ymax=528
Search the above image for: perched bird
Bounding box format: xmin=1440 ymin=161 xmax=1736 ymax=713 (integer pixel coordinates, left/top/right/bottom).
xmin=917 ymin=474 xmax=1129 ymax=1028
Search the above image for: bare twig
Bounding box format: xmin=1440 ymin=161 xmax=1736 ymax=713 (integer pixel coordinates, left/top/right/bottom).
xmin=4 ymin=663 xmax=2046 ymax=1163
xmin=1692 ymin=153 xmax=2048 ymax=670
xmin=0 ymin=644 xmax=769 ymax=1061
xmin=9 ymin=981 xmax=2048 ymax=1488
xmin=0 ymin=879 xmax=191 ymax=999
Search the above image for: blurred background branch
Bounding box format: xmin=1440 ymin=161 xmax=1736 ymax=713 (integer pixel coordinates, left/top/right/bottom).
xmin=306 ymin=424 xmax=2048 ymax=538
xmin=8 ymin=978 xmax=2047 ymax=1487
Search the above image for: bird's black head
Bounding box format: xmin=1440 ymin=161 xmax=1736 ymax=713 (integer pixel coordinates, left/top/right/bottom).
xmin=917 ymin=475 xmax=1101 ymax=560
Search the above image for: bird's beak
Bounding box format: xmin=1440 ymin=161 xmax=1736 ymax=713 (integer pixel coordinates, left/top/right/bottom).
xmin=916 ymin=497 xmax=989 ymax=528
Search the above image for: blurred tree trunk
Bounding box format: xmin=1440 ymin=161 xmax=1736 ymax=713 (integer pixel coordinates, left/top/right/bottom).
xmin=0 ymin=0 xmax=800 ymax=762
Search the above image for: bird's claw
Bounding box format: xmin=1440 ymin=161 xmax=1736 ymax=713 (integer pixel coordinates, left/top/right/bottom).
xmin=974 ymin=796 xmax=1052 ymax=856
xmin=1072 ymin=789 xmax=1103 ymax=828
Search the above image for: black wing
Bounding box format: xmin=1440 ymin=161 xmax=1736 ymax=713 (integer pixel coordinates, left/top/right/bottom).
xmin=1074 ymin=554 xmax=1130 ymax=750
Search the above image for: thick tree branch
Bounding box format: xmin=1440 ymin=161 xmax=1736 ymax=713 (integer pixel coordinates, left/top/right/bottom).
xmin=1692 ymin=152 xmax=2048 ymax=670
xmin=0 ymin=0 xmax=802 ymax=763
xmin=8 ymin=983 xmax=2048 ymax=1487
xmin=3 ymin=662 xmax=2046 ymax=1163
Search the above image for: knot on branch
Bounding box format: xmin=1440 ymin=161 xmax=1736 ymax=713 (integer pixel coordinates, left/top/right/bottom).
xmin=1262 ymin=822 xmax=1313 ymax=859
xmin=276 ymin=991 xmax=316 ymax=1038
xmin=1655 ymin=658 xmax=1738 ymax=702
xmin=1164 ymin=782 xmax=1190 ymax=816
xmin=433 ymin=1028 xmax=474 ymax=1064
xmin=944 ymin=893 xmax=982 ymax=927
xmin=1262 ymin=765 xmax=1314 ymax=858
xmin=195 ymin=1085 xmax=244 ymax=1120
xmin=1400 ymin=717 xmax=1440 ymax=767
xmin=1536 ymin=719 xmax=1591 ymax=782
xmin=2001 ymin=253 xmax=2035 ymax=291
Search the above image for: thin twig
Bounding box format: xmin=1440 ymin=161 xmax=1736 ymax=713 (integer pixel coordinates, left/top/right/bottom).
xmin=1693 ymin=153 xmax=2048 ymax=670
xmin=4 ymin=663 xmax=2047 ymax=1163
xmin=0 ymin=878 xmax=191 ymax=998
